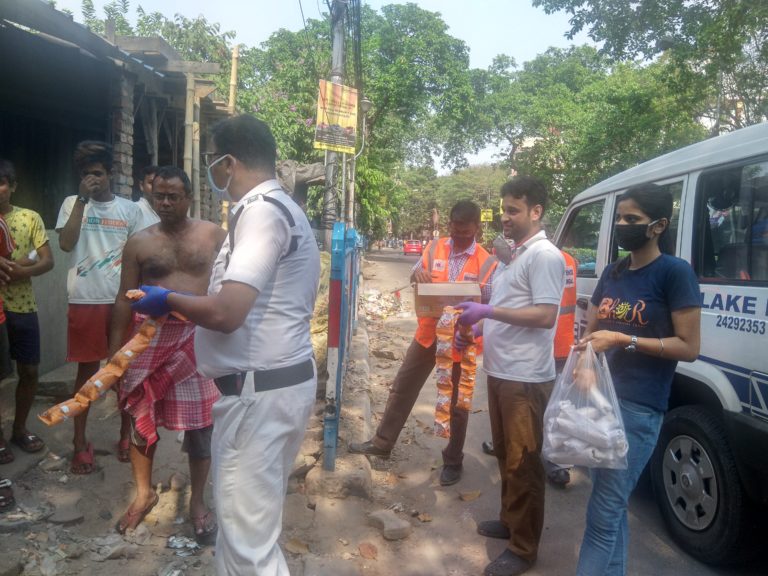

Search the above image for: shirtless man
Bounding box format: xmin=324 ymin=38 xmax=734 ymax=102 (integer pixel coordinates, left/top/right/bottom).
xmin=109 ymin=166 xmax=225 ymax=541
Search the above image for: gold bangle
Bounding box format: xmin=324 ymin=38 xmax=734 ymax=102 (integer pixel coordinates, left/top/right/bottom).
xmin=658 ymin=338 xmax=664 ymax=357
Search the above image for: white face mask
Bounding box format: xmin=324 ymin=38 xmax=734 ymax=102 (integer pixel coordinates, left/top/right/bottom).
xmin=207 ymin=154 xmax=234 ymax=201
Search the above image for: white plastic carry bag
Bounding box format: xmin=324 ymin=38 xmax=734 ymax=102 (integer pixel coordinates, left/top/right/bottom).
xmin=542 ymin=343 xmax=628 ymax=470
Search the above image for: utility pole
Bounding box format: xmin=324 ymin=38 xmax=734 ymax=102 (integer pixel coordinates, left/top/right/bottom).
xmin=228 ymin=44 xmax=239 ymax=116
xmin=322 ymin=0 xmax=346 ymax=251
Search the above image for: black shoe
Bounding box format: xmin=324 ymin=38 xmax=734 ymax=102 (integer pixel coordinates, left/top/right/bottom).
xmin=439 ymin=464 xmax=462 ymax=486
xmin=547 ymin=468 xmax=571 ymax=487
xmin=484 ymin=550 xmax=531 ymax=576
xmin=481 ymin=440 xmax=495 ymax=456
xmin=347 ymin=440 xmax=391 ymax=458
xmin=476 ymin=520 xmax=510 ymax=539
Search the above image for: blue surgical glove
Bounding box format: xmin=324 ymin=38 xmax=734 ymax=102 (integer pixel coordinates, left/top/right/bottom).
xmin=454 ymin=323 xmax=482 ymax=350
xmin=455 ymin=301 xmax=493 ymax=326
xmin=131 ymin=285 xmax=174 ymax=317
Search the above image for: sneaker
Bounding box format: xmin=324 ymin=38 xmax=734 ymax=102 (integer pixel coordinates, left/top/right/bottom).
xmin=347 ymin=440 xmax=391 ymax=458
xmin=484 ymin=549 xmax=532 ymax=576
xmin=477 ymin=520 xmax=510 ymax=539
xmin=439 ymin=464 xmax=462 ymax=486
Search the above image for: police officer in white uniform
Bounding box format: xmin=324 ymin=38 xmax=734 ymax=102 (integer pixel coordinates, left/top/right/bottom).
xmin=132 ymin=115 xmax=321 ymax=575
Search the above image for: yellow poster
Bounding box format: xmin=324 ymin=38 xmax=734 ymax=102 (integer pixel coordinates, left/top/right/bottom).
xmin=314 ymin=79 xmax=358 ymax=154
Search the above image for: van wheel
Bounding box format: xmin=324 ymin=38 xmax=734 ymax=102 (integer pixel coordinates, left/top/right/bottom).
xmin=651 ymin=406 xmax=749 ymax=565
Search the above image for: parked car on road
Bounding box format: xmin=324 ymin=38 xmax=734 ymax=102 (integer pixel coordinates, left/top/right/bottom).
xmin=403 ymin=240 xmax=423 ymax=255
xmin=554 ymin=122 xmax=768 ymax=566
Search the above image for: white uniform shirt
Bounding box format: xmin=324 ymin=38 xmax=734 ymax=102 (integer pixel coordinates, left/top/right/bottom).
xmin=483 ymin=229 xmax=565 ymax=382
xmin=135 ymin=197 xmax=160 ymax=229
xmin=55 ymin=195 xmax=146 ymax=303
xmin=195 ymin=180 xmax=321 ymax=378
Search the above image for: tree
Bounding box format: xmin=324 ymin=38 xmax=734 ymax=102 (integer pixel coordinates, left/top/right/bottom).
xmin=472 ymin=46 xmax=707 ymax=222
xmin=532 ymin=0 xmax=768 ymax=131
xmin=247 ymin=4 xmax=487 ymax=233
xmin=354 ymin=3 xmax=488 ymax=170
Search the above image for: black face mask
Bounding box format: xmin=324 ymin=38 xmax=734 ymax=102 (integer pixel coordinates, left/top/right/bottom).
xmin=614 ymin=220 xmax=658 ymax=251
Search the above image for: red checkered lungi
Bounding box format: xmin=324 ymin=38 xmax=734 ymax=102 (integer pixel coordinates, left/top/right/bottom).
xmin=119 ymin=314 xmax=219 ymax=446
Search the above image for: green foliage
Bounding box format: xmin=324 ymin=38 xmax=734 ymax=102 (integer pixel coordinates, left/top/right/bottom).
xmin=133 ymin=8 xmax=234 ymax=64
xmin=395 ymin=165 xmax=507 ymax=239
xmin=473 ymin=46 xmax=707 ymax=223
xmin=532 ymin=0 xmax=768 ymax=130
xmin=236 ymin=21 xmax=330 ymax=162
xmin=355 ymin=156 xmax=406 ymax=239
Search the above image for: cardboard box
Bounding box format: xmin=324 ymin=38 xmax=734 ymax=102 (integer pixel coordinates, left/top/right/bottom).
xmin=414 ymin=282 xmax=481 ymax=318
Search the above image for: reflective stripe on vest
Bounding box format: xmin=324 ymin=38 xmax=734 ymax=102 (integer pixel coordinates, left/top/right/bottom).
xmin=478 ymin=255 xmax=498 ymax=285
xmin=427 ymin=239 xmax=440 ymax=270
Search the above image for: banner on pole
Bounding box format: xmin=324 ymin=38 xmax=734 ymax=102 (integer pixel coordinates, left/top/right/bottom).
xmin=481 ymin=209 xmax=494 ymax=222
xmin=314 ymin=79 xmax=358 ymax=154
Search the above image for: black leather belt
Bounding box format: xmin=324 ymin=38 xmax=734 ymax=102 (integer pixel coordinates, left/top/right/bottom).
xmin=214 ymin=359 xmax=314 ymax=396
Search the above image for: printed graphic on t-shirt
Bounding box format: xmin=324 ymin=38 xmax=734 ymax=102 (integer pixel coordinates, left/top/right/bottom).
xmin=81 ymin=215 xmax=129 ymax=233
xmin=597 ymin=297 xmax=649 ymax=328
xmin=76 ymin=246 xmax=123 ymax=280
xmin=1 ymin=207 xmax=49 ymax=313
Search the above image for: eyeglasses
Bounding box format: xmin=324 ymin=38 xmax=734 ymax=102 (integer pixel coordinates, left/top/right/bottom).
xmin=152 ymin=193 xmax=184 ymax=204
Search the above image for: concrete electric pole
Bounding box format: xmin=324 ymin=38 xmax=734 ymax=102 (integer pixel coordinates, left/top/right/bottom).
xmin=321 ymin=0 xmax=346 ymax=251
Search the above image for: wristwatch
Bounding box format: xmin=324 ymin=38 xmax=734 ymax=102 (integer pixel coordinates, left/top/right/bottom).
xmin=625 ymin=335 xmax=638 ymax=353
xmin=76 ymin=194 xmax=89 ymax=205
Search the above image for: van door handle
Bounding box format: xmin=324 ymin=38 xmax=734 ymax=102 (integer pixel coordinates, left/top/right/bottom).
xmin=577 ymin=298 xmax=589 ymax=310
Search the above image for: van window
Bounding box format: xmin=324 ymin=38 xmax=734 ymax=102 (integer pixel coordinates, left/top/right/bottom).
xmin=610 ymin=181 xmax=683 ymax=262
xmin=559 ymin=200 xmax=604 ymax=278
xmin=696 ymin=159 xmax=768 ymax=282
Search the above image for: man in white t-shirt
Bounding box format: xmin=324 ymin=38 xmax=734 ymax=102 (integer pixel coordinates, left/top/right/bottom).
xmin=56 ymin=141 xmax=148 ymax=475
xmin=131 ymin=115 xmax=320 ymax=575
xmin=134 ymin=165 xmax=160 ymax=227
xmin=456 ymin=176 xmax=565 ymax=576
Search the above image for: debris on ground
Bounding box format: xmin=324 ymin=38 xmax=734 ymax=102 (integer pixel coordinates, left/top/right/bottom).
xmin=362 ymin=289 xmax=405 ymax=320
xmin=367 ymin=509 xmax=413 ymax=540
xmin=166 ymin=535 xmax=202 ymax=557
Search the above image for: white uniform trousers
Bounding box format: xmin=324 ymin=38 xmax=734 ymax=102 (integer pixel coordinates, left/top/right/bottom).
xmin=211 ymin=370 xmax=316 ymax=575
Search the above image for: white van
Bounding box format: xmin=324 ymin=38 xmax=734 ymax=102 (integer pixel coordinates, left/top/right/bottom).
xmin=554 ymin=122 xmax=768 ymax=566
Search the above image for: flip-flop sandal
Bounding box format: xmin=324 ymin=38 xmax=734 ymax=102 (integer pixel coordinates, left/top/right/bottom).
xmin=191 ymin=509 xmax=218 ymax=545
xmin=10 ymin=432 xmax=45 ymax=453
xmin=116 ymin=438 xmax=131 ymax=463
xmin=116 ymin=492 xmax=159 ymax=534
xmin=0 ymin=439 xmax=14 ymax=465
xmin=70 ymin=443 xmax=94 ymax=475
xmin=0 ymin=478 xmax=16 ymax=512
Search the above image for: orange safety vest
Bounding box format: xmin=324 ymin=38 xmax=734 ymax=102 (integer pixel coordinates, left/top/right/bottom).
xmin=554 ymin=250 xmax=578 ymax=360
xmin=414 ymin=237 xmax=498 ymax=359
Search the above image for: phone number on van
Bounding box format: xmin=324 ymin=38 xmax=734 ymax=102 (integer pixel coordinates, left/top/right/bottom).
xmin=715 ymin=314 xmax=766 ymax=334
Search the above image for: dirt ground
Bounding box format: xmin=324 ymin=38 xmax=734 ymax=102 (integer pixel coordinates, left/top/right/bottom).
xmin=0 ymin=253 xmax=492 ymax=576
xmin=1 ymin=253 xmax=756 ymax=576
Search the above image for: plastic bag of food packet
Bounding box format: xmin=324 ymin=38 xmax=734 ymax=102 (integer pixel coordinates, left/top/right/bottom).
xmin=542 ymin=343 xmax=628 ymax=470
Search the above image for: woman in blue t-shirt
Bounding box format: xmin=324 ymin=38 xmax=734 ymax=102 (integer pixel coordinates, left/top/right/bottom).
xmin=575 ymin=184 xmax=701 ymax=576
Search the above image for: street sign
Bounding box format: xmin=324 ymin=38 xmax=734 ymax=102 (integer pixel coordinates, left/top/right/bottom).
xmin=481 ymin=209 xmax=494 ymax=222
